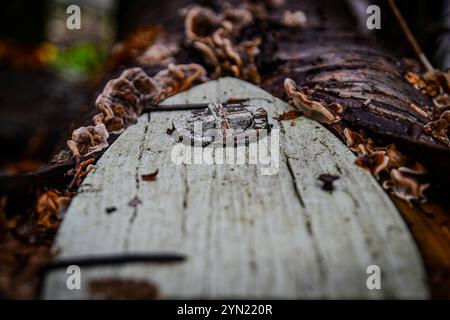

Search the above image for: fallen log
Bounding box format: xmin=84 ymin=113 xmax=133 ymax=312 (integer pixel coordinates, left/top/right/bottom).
xmin=43 ymin=78 xmax=428 ymax=299
xmin=2 ymin=0 xmax=450 ymax=298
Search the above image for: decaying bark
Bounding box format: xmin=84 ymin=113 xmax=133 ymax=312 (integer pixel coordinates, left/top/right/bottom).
xmin=252 ymin=1 xmax=450 ymax=186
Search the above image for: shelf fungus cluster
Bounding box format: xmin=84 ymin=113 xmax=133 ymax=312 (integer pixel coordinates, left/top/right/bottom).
xmin=281 ymin=10 xmax=307 ymax=28
xmin=67 ymin=64 xmax=207 ymax=157
xmin=282 ymin=71 xmax=446 ymax=202
xmin=343 ymin=128 xmax=429 ymax=202
xmin=184 ymin=5 xmax=262 ymax=82
xmin=404 ymin=69 xmax=450 ymax=145
xmin=107 ymin=26 xmax=179 ymax=70
xmin=67 ymin=123 xmax=109 ymax=158
xmin=136 ymin=33 xmax=179 ymax=68
xmin=284 ymin=78 xmax=343 ymax=124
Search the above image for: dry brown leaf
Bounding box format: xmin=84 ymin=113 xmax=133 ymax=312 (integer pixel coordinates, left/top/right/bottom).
xmin=274 ymin=110 xmax=302 ymax=121
xmin=141 ymin=169 xmax=159 ymax=182
xmin=89 ymin=278 xmax=159 ymax=300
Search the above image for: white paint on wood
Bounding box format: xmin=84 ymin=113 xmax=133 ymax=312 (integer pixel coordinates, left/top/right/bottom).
xmin=43 ymin=78 xmax=428 ymax=299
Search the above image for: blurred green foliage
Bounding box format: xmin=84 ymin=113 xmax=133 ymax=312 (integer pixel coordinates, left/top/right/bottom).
xmin=51 ymin=42 xmax=106 ymax=81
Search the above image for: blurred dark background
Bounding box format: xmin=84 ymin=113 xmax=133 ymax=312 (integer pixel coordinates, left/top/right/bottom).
xmin=0 ymin=0 xmax=448 ymax=173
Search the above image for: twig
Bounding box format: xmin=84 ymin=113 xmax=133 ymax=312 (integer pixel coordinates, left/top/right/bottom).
xmin=67 ymin=157 xmax=95 ymax=190
xmin=144 ymin=101 xmax=246 ymax=112
xmin=144 ymin=102 xmax=211 ymax=112
xmin=143 ymin=97 xmax=273 ymax=112
xmin=387 ymin=0 xmax=434 ymax=72
xmin=43 ymin=252 xmax=187 ymax=271
xmin=67 ymin=156 xmax=80 ymax=190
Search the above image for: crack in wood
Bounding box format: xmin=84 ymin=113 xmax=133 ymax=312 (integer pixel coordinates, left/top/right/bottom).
xmin=181 ymin=164 xmax=189 ymax=237
xmin=279 ymin=121 xmax=306 ymax=209
xmin=124 ymin=117 xmax=150 ymax=250
xmin=285 ymin=156 xmax=306 ymax=209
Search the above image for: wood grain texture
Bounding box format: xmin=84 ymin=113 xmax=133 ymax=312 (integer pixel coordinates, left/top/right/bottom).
xmin=43 ymin=78 xmax=428 ymax=299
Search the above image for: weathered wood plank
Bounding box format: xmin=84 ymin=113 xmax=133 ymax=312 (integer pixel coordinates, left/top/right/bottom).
xmin=43 ymin=78 xmax=428 ymax=299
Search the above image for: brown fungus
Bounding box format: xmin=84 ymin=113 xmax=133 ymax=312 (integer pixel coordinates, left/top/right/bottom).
xmin=222 ymin=7 xmax=254 ymax=35
xmin=398 ymin=162 xmax=427 ymax=175
xmin=343 ymin=128 xmax=368 ymax=153
xmin=185 ymin=6 xmax=221 ymax=42
xmin=136 ymin=36 xmax=179 ymax=67
xmin=68 ymin=64 xmax=206 ymax=157
xmin=284 ymin=78 xmax=342 ymax=124
xmin=342 ymin=126 xmax=431 ymax=202
xmin=383 ymin=167 xmax=430 ymax=203
xmin=343 ymin=128 xmax=409 ymax=172
xmin=433 ymin=93 xmax=450 ymax=111
xmin=354 ymin=150 xmax=389 ymax=178
xmin=94 ymin=68 xmax=158 ymax=134
xmin=425 ymin=110 xmax=450 ymax=131
xmin=385 ymin=144 xmax=409 ymax=169
xmin=152 ymin=63 xmax=208 ymax=99
xmin=92 ymin=64 xmax=206 ymax=136
xmin=184 ymin=5 xmax=261 ymax=82
xmin=281 ymin=10 xmax=307 ymax=28
xmin=423 ymin=69 xmax=450 ymax=94
xmin=404 ymin=69 xmax=450 ymax=144
xmin=424 ymin=110 xmax=450 ymax=145
xmin=404 ymin=71 xmax=421 ymax=86
xmin=67 ymin=123 xmax=109 ymax=157
xmin=36 ymin=190 xmax=71 ymax=230
xmin=343 ymin=128 xmax=431 ymax=201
